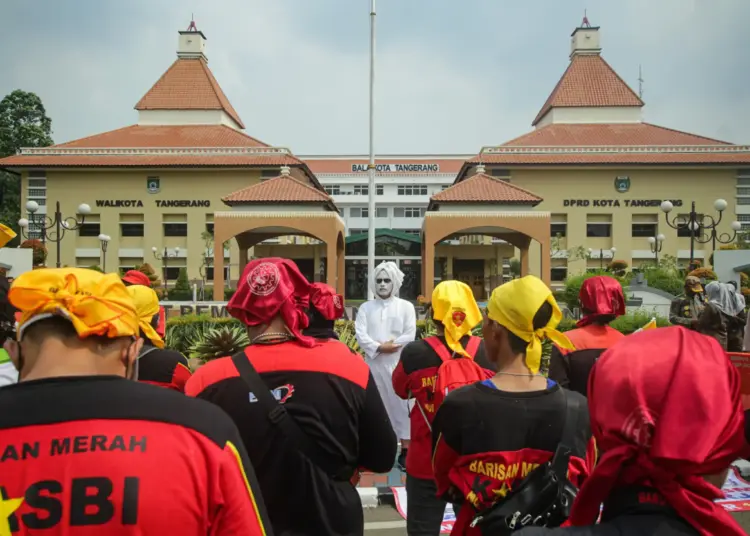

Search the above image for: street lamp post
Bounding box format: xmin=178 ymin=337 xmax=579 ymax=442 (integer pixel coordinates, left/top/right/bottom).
xmin=152 ymin=246 xmax=180 ymax=292
xmin=661 ymin=199 xmax=741 ymax=270
xmin=98 ymin=234 xmax=111 ymax=272
xmin=18 ymin=201 xmax=92 ymax=268
xmin=647 ymin=234 xmax=665 ymax=262
xmin=588 ymin=246 xmax=617 ymax=270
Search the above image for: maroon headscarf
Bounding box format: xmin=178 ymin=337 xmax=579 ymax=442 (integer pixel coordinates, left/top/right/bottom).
xmin=570 ymin=326 xmax=746 ymax=536
xmin=576 ymin=275 xmax=625 ymax=328
xmin=228 ymin=258 xmax=316 ymax=347
xmin=310 ymin=283 xmax=344 ymax=321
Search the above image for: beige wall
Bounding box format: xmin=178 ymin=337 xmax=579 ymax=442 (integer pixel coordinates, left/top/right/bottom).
xmin=23 ymin=165 xmax=741 ymax=288
xmin=22 ymin=168 xmax=267 ymax=283
xmin=508 ymin=167 xmax=738 ymax=278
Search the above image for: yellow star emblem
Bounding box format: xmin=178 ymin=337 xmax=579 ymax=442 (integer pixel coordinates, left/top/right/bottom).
xmin=492 ymin=482 xmax=511 ymax=499
xmin=0 ymin=495 xmax=23 ymax=536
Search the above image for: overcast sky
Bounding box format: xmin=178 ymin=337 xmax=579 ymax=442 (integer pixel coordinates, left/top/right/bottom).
xmin=3 ymin=0 xmax=749 ymax=154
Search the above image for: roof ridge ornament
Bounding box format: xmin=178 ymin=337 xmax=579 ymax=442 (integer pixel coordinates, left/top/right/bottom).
xmin=280 ymin=165 xmax=291 ymax=176
xmin=187 ymin=15 xmax=198 ymax=32
xmin=581 ymin=9 xmax=592 ymax=28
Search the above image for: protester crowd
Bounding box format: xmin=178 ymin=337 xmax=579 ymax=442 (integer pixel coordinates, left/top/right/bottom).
xmin=0 ymin=250 xmax=749 ymax=535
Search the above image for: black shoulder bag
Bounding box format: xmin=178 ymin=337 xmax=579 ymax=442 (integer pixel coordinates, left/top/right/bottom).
xmin=470 ymin=389 xmax=582 ymax=534
xmin=231 ymin=350 xmax=353 ymax=482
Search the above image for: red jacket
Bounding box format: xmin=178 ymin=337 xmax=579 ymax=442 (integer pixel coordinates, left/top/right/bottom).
xmin=392 ymin=335 xmax=490 ymax=479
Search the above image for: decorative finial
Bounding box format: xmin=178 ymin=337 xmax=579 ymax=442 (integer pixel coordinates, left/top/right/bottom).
xmin=280 ymin=166 xmax=291 ymax=176
xmin=475 ymin=164 xmax=486 ymax=175
xmin=187 ymin=16 xmax=198 ymax=32
xmin=581 ymin=10 xmax=591 ymax=28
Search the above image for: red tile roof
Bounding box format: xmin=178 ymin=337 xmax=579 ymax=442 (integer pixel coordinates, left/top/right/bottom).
xmin=469 ymin=151 xmax=750 ymax=166
xmin=501 ymin=123 xmax=730 ymax=147
xmin=431 ymin=173 xmax=542 ymax=205
xmin=223 ymin=175 xmax=335 ymax=208
xmin=533 ymin=55 xmax=644 ymax=126
xmin=0 ymin=153 xmax=304 ymax=168
xmin=56 ymin=125 xmax=269 ymax=148
xmin=0 ymin=125 xmax=308 ymax=169
xmin=135 ymin=58 xmax=245 ymax=128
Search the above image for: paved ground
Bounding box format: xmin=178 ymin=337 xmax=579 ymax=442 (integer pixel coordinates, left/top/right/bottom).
xmin=364 ymin=506 xmax=406 ymax=535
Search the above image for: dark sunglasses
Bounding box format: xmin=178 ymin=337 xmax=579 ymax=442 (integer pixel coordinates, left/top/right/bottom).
xmin=376 ymin=278 xmax=392 ymax=284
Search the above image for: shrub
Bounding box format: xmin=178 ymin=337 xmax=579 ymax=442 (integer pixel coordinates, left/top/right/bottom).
xmin=742 ymin=288 xmax=750 ymax=298
xmin=87 ymin=265 xmax=103 ymax=273
xmin=687 ymin=268 xmax=718 ymax=281
xmin=608 ymin=260 xmax=629 ymax=276
xmin=741 ymin=273 xmax=749 ymax=285
xmin=20 ymin=239 xmax=47 ymax=266
xmin=169 ymin=267 xmax=192 ymax=301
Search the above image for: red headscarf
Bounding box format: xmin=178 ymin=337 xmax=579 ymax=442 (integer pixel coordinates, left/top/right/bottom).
xmin=228 ymin=258 xmax=316 ymax=347
xmin=570 ymin=326 xmax=746 ymax=536
xmin=576 ymin=275 xmax=625 ymax=328
xmin=309 ymin=283 xmax=344 ymax=321
xmin=122 ymin=270 xmax=152 ymax=287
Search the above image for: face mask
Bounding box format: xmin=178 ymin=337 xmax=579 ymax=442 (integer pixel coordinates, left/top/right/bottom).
xmin=375 ymin=274 xmax=394 ymax=299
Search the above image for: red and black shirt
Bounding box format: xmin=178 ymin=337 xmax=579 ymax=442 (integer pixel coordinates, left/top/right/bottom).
xmin=548 ymin=325 xmax=624 ymax=396
xmin=137 ymin=345 xmax=192 ymax=393
xmin=432 ymin=381 xmax=593 ymax=535
xmin=393 ymin=335 xmax=494 ymax=479
xmin=186 ymin=339 xmax=397 ymax=536
xmin=0 ymin=375 xmax=271 ymax=535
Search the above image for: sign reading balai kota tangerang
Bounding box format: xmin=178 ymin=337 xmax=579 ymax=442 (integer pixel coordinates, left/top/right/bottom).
xmin=563 ymin=199 xmax=683 ymax=208
xmin=95 ymin=200 xmax=211 ymax=208
xmin=351 ymin=163 xmax=440 ymax=172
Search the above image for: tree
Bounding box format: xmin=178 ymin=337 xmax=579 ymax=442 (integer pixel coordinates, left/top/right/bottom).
xmin=170 ymin=267 xmax=192 ymax=301
xmin=20 ymin=238 xmax=47 ymax=266
xmin=135 ymin=263 xmax=162 ymax=288
xmin=0 ymin=90 xmax=54 ymax=246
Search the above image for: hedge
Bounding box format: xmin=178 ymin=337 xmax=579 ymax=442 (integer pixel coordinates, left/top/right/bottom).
xmin=165 ymin=311 xmax=670 ymax=356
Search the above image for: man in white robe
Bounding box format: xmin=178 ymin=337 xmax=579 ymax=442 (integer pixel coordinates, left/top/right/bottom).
xmin=355 ymin=261 xmax=416 ymax=470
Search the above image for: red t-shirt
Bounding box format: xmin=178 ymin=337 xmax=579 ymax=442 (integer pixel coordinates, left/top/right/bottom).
xmin=0 ymin=375 xmax=270 ymax=535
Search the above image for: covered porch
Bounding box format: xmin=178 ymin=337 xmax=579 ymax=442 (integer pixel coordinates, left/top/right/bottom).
xmin=212 ymin=167 xmax=345 ymax=300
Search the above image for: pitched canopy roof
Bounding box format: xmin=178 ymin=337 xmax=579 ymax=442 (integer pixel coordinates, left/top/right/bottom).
xmin=222 ymin=173 xmax=336 ymax=210
xmin=532 ymin=54 xmax=644 ymax=126
xmin=430 ymin=172 xmax=542 ymax=209
xmin=135 ymin=58 xmax=245 ymax=128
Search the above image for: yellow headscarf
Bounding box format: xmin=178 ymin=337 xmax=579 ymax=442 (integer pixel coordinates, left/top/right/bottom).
xmin=0 ymin=223 xmax=17 ymax=248
xmin=9 ymin=268 xmax=139 ymax=340
xmin=126 ymin=285 xmax=165 ymax=349
xmin=432 ymin=280 xmax=482 ymax=357
xmin=487 ymin=275 xmax=574 ymax=374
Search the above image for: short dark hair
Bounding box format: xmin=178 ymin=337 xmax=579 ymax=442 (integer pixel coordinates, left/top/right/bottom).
xmin=506 ymin=301 xmax=553 ymax=355
xmin=23 ymin=316 xmax=126 ymax=351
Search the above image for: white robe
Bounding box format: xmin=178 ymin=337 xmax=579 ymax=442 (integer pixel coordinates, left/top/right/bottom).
xmin=355 ymin=296 xmax=416 ymax=440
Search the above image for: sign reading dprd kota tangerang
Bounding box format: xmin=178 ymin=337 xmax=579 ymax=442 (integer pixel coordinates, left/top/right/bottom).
xmin=351 ymin=163 xmax=440 ymax=172
xmin=563 ymin=199 xmax=683 ymax=208
xmin=95 ymin=200 xmax=211 ymax=208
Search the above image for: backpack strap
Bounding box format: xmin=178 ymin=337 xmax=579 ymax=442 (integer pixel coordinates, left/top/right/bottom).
xmin=465 ymin=336 xmax=481 ymax=358
xmin=551 ymin=388 xmax=582 ymax=478
xmin=423 ymin=336 xmax=453 ymax=362
xmin=231 ymin=349 xmax=352 ymax=481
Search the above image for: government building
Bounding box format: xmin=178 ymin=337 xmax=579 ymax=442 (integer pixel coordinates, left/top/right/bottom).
xmin=2 ymin=20 xmax=749 ymax=301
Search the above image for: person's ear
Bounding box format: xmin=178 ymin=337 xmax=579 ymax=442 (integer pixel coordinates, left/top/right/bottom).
xmin=124 ymin=338 xmax=143 ymax=368
xmin=3 ymin=339 xmax=20 ymax=371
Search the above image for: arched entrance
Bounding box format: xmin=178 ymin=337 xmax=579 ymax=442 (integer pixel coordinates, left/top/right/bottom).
xmin=212 ymin=214 xmax=345 ymax=300
xmin=422 ymin=168 xmax=550 ymax=297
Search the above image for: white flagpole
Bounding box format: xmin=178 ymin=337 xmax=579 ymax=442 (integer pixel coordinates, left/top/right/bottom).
xmin=366 ymin=0 xmax=377 ymax=300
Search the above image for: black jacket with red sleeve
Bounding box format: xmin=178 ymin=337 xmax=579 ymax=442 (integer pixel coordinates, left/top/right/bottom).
xmin=185 ymin=339 xmax=397 ymax=536
xmin=0 ymin=375 xmax=271 ymax=536
xmin=137 ymin=345 xmax=192 ymax=393
xmin=392 ymin=335 xmax=493 ymax=480
xmin=432 ymin=381 xmax=593 ymax=535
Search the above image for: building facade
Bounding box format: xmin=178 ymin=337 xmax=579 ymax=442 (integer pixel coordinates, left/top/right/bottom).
xmin=2 ymin=20 xmax=750 ymax=301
